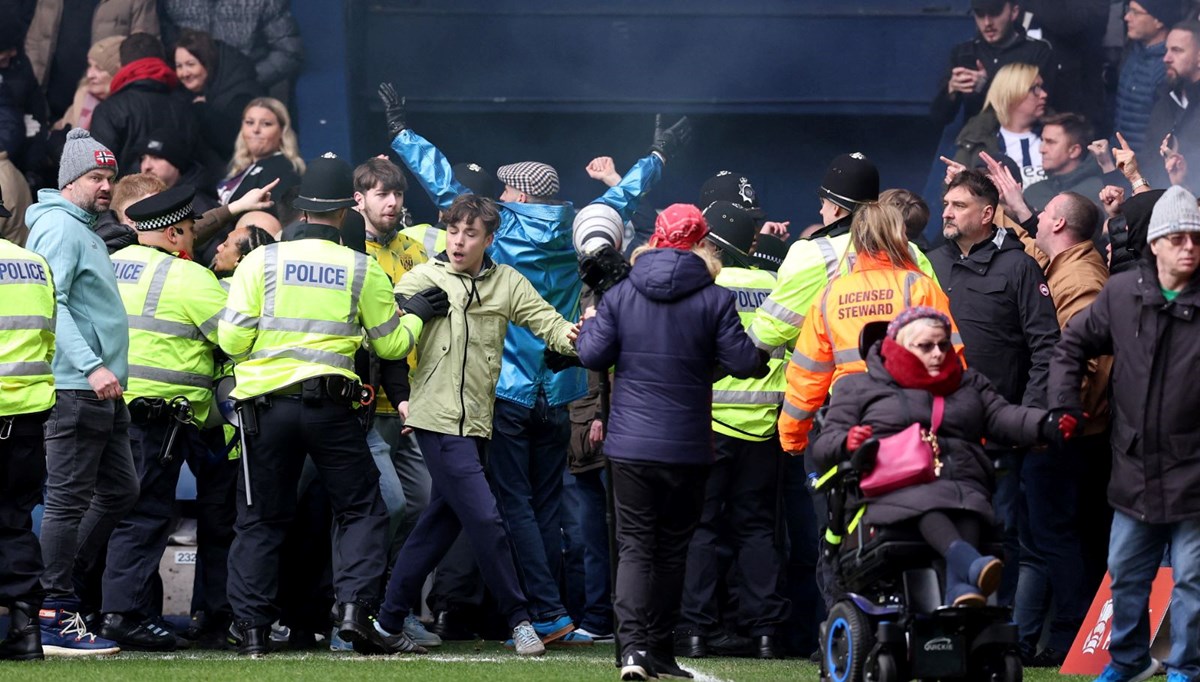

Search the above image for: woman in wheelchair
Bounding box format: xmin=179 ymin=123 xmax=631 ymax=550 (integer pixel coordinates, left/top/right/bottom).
xmin=810 ymin=307 xmax=1077 ymax=607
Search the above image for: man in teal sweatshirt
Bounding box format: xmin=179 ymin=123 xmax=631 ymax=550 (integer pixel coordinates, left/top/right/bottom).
xmin=25 ymin=129 xmax=133 ymax=657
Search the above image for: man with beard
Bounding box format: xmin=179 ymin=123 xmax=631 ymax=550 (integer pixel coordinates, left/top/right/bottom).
xmin=350 ymin=157 xmax=441 ymax=647
xmin=24 ymin=129 xmax=132 ymax=656
xmin=1144 ymin=21 xmax=1200 ymax=190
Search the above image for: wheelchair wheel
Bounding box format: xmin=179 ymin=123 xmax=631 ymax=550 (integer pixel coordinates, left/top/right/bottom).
xmin=996 ymin=652 xmax=1022 ymax=682
xmin=823 ymin=600 xmax=874 ymax=682
xmin=864 ymin=650 xmax=898 ymax=682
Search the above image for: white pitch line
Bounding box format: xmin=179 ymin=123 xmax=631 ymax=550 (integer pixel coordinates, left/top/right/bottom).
xmin=680 ymin=665 xmax=734 ymax=682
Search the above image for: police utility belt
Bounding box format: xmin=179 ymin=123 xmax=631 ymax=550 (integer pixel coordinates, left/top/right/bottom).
xmin=260 ymin=376 xmax=367 ymax=408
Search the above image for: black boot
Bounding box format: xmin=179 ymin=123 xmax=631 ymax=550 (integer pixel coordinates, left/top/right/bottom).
xmin=232 ymin=621 xmax=270 ymax=656
xmin=334 ymin=602 xmax=385 ymax=651
xmin=755 ymin=635 xmax=781 ymax=659
xmin=675 ymin=630 xmax=706 ymax=658
xmin=0 ymin=601 xmax=44 ymax=661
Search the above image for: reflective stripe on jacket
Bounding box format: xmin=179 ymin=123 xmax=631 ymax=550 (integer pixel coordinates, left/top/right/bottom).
xmin=0 ymin=238 xmax=56 ymax=416
xmin=750 ymin=230 xmax=938 ymax=356
xmin=712 ymin=266 xmax=785 ymax=441
xmin=218 ymin=238 xmax=423 ymax=399
xmin=113 ymin=244 xmax=225 ymax=424
xmin=779 ymin=253 xmax=960 ymax=453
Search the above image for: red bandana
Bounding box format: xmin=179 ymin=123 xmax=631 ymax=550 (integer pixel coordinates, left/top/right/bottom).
xmin=650 ymin=203 xmax=708 ymax=250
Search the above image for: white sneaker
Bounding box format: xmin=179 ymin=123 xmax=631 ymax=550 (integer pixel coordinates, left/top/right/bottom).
xmin=575 ymin=627 xmax=614 ymax=643
xmin=512 ymin=621 xmax=546 ymax=656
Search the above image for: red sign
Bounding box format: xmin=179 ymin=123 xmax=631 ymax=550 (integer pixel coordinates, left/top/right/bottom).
xmin=1060 ymin=569 xmax=1174 ymax=675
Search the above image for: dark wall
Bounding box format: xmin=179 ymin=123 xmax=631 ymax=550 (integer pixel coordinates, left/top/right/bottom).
xmin=294 ymin=1 xmax=978 ymax=229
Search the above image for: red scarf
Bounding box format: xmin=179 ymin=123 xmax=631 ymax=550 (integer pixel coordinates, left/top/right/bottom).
xmin=880 ymin=337 xmax=963 ymax=396
xmin=109 ymin=57 xmax=179 ymax=95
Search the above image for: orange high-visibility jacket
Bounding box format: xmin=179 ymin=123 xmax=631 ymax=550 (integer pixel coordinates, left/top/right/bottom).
xmin=779 ymin=253 xmax=962 ymax=453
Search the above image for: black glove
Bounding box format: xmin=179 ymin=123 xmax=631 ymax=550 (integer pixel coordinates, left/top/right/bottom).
xmin=378 ymin=82 xmax=407 ymax=141
xmin=649 ymin=114 xmax=692 ymax=162
xmin=848 ymin=437 xmax=879 ymax=473
xmin=544 ymin=349 xmax=583 ymax=373
xmin=400 ymin=286 xmax=449 ymax=323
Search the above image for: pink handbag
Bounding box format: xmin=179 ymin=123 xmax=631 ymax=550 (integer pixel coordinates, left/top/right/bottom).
xmin=858 ymin=395 xmax=944 ymax=499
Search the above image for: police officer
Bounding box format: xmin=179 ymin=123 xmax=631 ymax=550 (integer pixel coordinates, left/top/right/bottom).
xmin=218 ymin=153 xmax=449 ymax=656
xmin=0 ymin=196 xmax=56 ymax=662
xmin=93 ymin=186 xmax=226 ymax=650
xmin=677 ymin=202 xmax=790 ymax=660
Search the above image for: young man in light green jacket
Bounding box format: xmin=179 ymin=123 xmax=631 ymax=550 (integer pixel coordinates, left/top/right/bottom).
xmin=374 ymin=194 xmax=577 ymax=657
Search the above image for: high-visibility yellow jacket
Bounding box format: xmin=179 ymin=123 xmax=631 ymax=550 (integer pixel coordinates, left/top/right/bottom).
xmin=750 ymin=231 xmax=937 ymax=357
xmin=0 ymin=238 xmax=56 ymax=416
xmin=712 ymin=266 xmax=786 ymax=442
xmin=779 ymin=252 xmax=961 ymax=453
xmin=365 ymin=227 xmax=429 ymax=415
xmin=401 ymin=224 xmax=446 ymax=258
xmin=112 ymin=244 xmax=226 ymax=425
xmin=218 ymin=237 xmax=424 ymax=400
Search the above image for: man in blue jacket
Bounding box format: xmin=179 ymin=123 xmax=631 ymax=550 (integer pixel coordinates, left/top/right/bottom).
xmin=1114 ymin=0 xmax=1176 ymax=154
xmin=379 ymin=83 xmax=684 ymax=644
xmin=25 ymin=129 xmax=133 ymax=656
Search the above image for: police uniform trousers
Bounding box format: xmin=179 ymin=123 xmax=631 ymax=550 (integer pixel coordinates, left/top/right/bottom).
xmin=0 ymin=412 xmax=50 ymax=604
xmin=679 ymin=434 xmax=788 ymax=637
xmin=102 ymin=418 xmax=208 ymax=616
xmin=188 ymin=428 xmax=240 ymax=627
xmin=228 ymin=393 xmax=388 ymax=628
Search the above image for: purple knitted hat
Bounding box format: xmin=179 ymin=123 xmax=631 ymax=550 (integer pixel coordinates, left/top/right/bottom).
xmin=886 ymin=306 xmax=951 ymax=339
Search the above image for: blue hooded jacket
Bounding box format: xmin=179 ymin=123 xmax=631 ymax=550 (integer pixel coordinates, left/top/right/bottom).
xmin=391 ymin=128 xmax=663 ymax=407
xmin=575 ymin=248 xmax=765 ymax=466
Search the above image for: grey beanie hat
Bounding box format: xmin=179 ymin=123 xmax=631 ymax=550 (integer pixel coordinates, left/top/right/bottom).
xmin=59 ymin=128 xmax=118 ymax=189
xmin=1146 ymin=185 xmax=1200 ymax=244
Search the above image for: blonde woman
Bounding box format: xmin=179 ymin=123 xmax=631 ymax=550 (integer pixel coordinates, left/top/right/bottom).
xmin=780 ymin=202 xmax=960 ymax=454
xmin=216 ymin=97 xmax=304 ymax=214
xmin=954 ymin=63 xmax=1049 ymax=187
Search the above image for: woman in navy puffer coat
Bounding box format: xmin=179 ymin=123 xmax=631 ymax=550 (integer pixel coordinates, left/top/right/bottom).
xmin=575 ymin=203 xmax=766 ymax=680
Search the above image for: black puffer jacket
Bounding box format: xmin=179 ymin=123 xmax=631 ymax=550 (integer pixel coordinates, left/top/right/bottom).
xmin=1051 ymin=258 xmax=1200 ymax=524
xmin=91 ymin=72 xmax=197 ymax=177
xmin=188 ymin=41 xmax=262 ymax=163
xmin=812 ymin=342 xmax=1046 ymax=527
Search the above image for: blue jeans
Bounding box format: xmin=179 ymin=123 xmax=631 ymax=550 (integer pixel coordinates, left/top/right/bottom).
xmin=1014 ymin=449 xmax=1086 ymax=651
xmin=367 ymin=420 xmax=408 ymax=557
xmin=488 ymin=395 xmax=570 ymax=622
xmin=570 ymin=467 xmax=612 ymax=635
xmin=1107 ymin=510 xmax=1200 ymax=680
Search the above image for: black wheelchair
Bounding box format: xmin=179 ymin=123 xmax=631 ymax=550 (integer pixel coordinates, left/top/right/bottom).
xmin=813 ymin=322 xmax=1022 ymax=682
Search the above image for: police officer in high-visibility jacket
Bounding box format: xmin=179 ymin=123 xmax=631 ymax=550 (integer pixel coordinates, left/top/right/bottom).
xmin=677 ymin=201 xmax=790 ymax=659
xmin=749 ymin=153 xmax=938 ymax=361
xmin=94 ymin=186 xmax=226 ymax=651
xmin=779 ymin=202 xmax=962 ymax=454
xmin=0 ymin=217 xmax=57 ymax=662
xmin=218 ymin=153 xmax=449 ymax=656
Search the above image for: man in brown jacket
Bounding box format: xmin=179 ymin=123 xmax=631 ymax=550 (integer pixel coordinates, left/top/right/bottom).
xmin=1031 ymin=191 xmax=1114 ymax=601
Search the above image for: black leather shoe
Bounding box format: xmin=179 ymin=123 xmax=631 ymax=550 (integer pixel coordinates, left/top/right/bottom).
xmin=0 ymin=601 xmax=44 ymax=661
xmin=232 ymin=621 xmax=270 ymax=656
xmin=754 ymin=635 xmax=781 ymax=659
xmin=706 ymin=631 xmax=752 ymax=657
xmin=99 ymin=613 xmax=178 ymax=651
xmin=1029 ymin=647 xmax=1067 ymax=668
xmin=431 ymin=610 xmax=476 ymax=641
xmin=675 ymin=632 xmax=706 ymax=658
xmin=334 ymin=602 xmax=382 ymax=650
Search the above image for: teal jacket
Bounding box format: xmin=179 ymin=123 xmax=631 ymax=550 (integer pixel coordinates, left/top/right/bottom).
xmin=26 ymin=189 xmax=129 ymax=390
